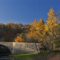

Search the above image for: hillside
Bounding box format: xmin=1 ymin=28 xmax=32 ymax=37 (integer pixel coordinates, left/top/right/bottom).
xmin=0 ymin=24 xmax=31 ymax=42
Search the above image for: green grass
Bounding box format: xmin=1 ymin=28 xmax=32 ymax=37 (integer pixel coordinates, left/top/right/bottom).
xmin=14 ymin=53 xmax=38 ymax=60
xmin=13 ymin=51 xmax=60 ymax=60
xmin=13 ymin=51 xmax=49 ymax=60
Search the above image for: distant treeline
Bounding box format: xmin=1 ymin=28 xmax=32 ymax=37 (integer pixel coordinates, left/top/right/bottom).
xmin=0 ymin=23 xmax=31 ymax=42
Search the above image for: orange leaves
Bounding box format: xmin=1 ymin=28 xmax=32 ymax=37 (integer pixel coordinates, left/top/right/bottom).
xmin=31 ymin=18 xmax=45 ymax=31
xmin=15 ymin=36 xmax=24 ymax=42
xmin=27 ymin=19 xmax=46 ymax=42
xmin=15 ymin=8 xmax=59 ymax=43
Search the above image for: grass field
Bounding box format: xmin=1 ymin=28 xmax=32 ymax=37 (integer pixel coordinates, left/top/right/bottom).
xmin=13 ymin=52 xmax=47 ymax=60
xmin=13 ymin=51 xmax=60 ymax=60
xmin=14 ymin=54 xmax=38 ymax=60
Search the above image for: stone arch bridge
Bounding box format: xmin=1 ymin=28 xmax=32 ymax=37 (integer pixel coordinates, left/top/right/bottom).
xmin=0 ymin=42 xmax=41 ymax=55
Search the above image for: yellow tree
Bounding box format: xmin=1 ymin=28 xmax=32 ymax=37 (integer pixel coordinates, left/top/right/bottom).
xmin=32 ymin=18 xmax=37 ymax=27
xmin=27 ymin=19 xmax=39 ymax=42
xmin=37 ymin=19 xmax=45 ymax=31
xmin=36 ymin=19 xmax=45 ymax=37
xmin=27 ymin=18 xmax=46 ymax=42
xmin=36 ymin=19 xmax=48 ymax=44
xmin=46 ymin=8 xmax=59 ymax=50
xmin=30 ymin=19 xmax=37 ymax=31
xmin=47 ymin=8 xmax=58 ymax=37
xmin=27 ymin=31 xmax=39 ymax=42
xmin=31 ymin=18 xmax=45 ymax=31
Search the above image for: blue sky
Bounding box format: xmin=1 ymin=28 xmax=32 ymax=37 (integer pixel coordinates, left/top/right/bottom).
xmin=0 ymin=0 xmax=60 ymax=24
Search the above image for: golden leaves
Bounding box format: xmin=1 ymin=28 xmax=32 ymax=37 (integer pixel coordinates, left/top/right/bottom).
xmin=44 ymin=25 xmax=49 ymax=32
xmin=15 ymin=36 xmax=24 ymax=42
xmin=48 ymin=8 xmax=56 ymax=17
xmin=15 ymin=8 xmax=59 ymax=43
xmin=47 ymin=8 xmax=58 ymax=30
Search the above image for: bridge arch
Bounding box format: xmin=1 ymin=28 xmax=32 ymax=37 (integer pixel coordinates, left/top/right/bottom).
xmin=0 ymin=44 xmax=12 ymax=57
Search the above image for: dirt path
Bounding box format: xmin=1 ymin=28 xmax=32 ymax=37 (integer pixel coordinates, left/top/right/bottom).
xmin=48 ymin=54 xmax=60 ymax=60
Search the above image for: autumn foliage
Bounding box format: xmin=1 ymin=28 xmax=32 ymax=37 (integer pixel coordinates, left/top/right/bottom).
xmin=15 ymin=36 xmax=24 ymax=42
xmin=0 ymin=8 xmax=60 ymax=44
